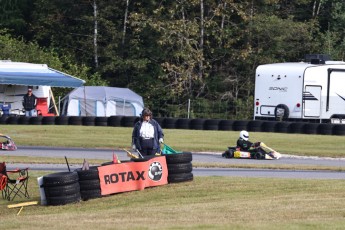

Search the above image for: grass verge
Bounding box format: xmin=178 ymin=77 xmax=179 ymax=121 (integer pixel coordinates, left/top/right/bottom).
xmin=1 ymin=172 xmax=345 ymax=229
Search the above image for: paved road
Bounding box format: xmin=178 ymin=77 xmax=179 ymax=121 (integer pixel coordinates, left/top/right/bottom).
xmin=2 ymin=146 xmax=345 ymax=179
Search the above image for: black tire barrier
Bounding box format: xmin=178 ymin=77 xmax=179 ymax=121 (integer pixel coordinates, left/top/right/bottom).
xmin=275 ymin=122 xmax=292 ymax=133
xmin=0 ymin=116 xmax=8 ymax=124
xmin=176 ymin=118 xmax=191 ymax=129
xmin=190 ymin=119 xmax=206 ymax=130
xmin=262 ymin=121 xmax=278 ymax=132
xmin=333 ymin=124 xmax=345 ymax=135
xmin=95 ymin=117 xmax=108 ymax=126
xmin=46 ymin=193 xmax=81 ymax=206
xmin=167 ymin=162 xmax=193 ymax=174
xmin=55 ymin=116 xmax=69 ymax=125
xmin=42 ymin=116 xmax=56 ymax=125
xmin=168 ymin=172 xmax=193 ymax=183
xmin=163 ymin=118 xmax=177 ymax=129
xmin=44 ymin=182 xmax=80 ymax=198
xmin=154 ymin=117 xmax=165 ymax=127
xmin=107 ymin=116 xmax=123 ymax=127
xmin=303 ymin=123 xmax=319 ymax=135
xmin=317 ymin=123 xmax=334 ymax=135
xmin=218 ymin=120 xmax=234 ymax=130
xmin=18 ymin=116 xmax=30 ymax=125
xmin=289 ymin=122 xmax=306 ymax=134
xmin=75 ymin=166 xmax=99 ymax=180
xmin=247 ymin=120 xmax=263 ymax=132
xmin=80 ymin=189 xmax=102 ymax=201
xmin=163 ymin=152 xmax=192 ymax=164
xmin=29 ymin=116 xmax=43 ymax=125
xmin=7 ymin=116 xmax=19 ymax=125
xmin=68 ymin=116 xmax=83 ymax=125
xmin=43 ymin=172 xmax=79 ymax=187
xmin=232 ymin=120 xmax=249 ymax=131
xmin=79 ymin=179 xmax=101 ymax=190
xmin=204 ymin=119 xmax=221 ymax=131
xmin=121 ymin=116 xmax=138 ymax=127
xmin=43 ymin=171 xmax=81 ymax=206
xmin=82 ymin=116 xmax=96 ymax=126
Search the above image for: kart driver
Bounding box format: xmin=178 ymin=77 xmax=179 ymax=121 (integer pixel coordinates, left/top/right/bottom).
xmin=237 ymin=130 xmax=255 ymax=151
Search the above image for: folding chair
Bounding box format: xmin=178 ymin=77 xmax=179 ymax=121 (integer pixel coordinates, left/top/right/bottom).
xmin=0 ymin=162 xmax=30 ymax=201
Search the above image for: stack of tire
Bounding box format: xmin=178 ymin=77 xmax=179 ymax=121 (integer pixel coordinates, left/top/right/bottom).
xmin=75 ymin=166 xmax=102 ymax=201
xmin=163 ymin=152 xmax=193 ymax=183
xmin=43 ymin=172 xmax=81 ymax=206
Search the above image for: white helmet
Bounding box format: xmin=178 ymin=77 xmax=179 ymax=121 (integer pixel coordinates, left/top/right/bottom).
xmin=240 ymin=130 xmax=249 ymax=141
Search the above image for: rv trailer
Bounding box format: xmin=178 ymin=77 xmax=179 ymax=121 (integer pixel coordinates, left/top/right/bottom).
xmin=254 ymin=56 xmax=345 ymax=123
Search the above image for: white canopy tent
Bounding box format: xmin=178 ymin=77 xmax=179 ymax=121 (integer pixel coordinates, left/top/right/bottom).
xmin=62 ymin=86 xmax=144 ymax=117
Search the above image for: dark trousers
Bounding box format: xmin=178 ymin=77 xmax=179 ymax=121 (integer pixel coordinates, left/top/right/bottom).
xmin=140 ymin=138 xmax=155 ymax=156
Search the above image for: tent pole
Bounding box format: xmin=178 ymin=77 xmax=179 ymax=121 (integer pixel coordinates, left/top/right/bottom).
xmin=49 ymin=88 xmax=59 ymax=116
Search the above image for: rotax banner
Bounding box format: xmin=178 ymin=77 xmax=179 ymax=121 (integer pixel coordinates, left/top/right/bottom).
xmin=98 ymin=156 xmax=168 ymax=196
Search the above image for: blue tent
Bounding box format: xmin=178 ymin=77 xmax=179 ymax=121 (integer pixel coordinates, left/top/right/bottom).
xmin=0 ymin=61 xmax=85 ymax=87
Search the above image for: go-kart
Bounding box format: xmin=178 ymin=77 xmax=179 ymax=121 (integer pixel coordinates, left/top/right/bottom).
xmin=222 ymin=142 xmax=281 ymax=160
xmin=0 ymin=134 xmax=17 ymax=151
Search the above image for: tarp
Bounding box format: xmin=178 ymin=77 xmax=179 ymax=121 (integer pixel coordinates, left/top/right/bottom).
xmin=62 ymin=86 xmax=144 ymax=116
xmin=0 ymin=61 xmax=85 ymax=87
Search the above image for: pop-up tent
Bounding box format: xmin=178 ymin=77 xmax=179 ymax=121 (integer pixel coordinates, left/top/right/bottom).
xmin=0 ymin=61 xmax=85 ymax=116
xmin=0 ymin=61 xmax=85 ymax=87
xmin=62 ymin=86 xmax=144 ymax=117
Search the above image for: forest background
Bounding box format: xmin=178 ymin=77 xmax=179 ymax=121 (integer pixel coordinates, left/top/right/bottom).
xmin=1 ymin=0 xmax=345 ymax=119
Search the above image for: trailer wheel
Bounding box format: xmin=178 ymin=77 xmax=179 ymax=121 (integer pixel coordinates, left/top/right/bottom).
xmin=274 ymin=104 xmax=289 ymax=120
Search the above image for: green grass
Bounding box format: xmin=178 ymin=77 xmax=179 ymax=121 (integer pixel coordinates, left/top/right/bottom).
xmin=1 ymin=172 xmax=345 ymax=230
xmin=1 ymin=125 xmax=345 ymax=157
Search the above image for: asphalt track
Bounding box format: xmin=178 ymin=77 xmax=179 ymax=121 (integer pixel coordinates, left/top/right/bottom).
xmin=3 ymin=146 xmax=345 ymax=179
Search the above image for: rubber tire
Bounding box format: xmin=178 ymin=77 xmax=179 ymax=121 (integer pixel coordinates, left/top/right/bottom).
xmin=0 ymin=116 xmax=9 ymax=124
xmin=43 ymin=172 xmax=79 ymax=187
xmin=317 ymin=123 xmax=334 ymax=135
xmin=247 ymin=120 xmax=263 ymax=132
xmin=190 ymin=119 xmax=206 ymax=130
xmin=274 ymin=104 xmax=289 ymax=120
xmin=232 ymin=120 xmax=249 ymax=131
xmin=176 ymin=118 xmax=191 ymax=129
xmin=44 ymin=182 xmax=80 ymax=198
xmin=163 ymin=118 xmax=177 ymax=129
xmin=55 ymin=116 xmax=69 ymax=125
xmin=95 ymin=117 xmax=108 ymax=126
xmin=163 ymin=152 xmax=192 ymax=164
xmin=275 ymin=122 xmax=292 ymax=133
xmin=69 ymin=116 xmax=83 ymax=125
xmin=75 ymin=166 xmax=99 ymax=180
xmin=154 ymin=117 xmax=165 ymax=127
xmin=80 ymin=189 xmax=102 ymax=201
xmin=262 ymin=121 xmax=278 ymax=132
xmin=107 ymin=116 xmax=123 ymax=127
xmin=168 ymin=162 xmax=193 ymax=174
xmin=42 ymin=116 xmax=56 ymax=125
xmin=7 ymin=116 xmax=19 ymax=124
xmin=168 ymin=172 xmax=193 ymax=183
xmin=47 ymin=193 xmax=81 ymax=206
xmin=130 ymin=155 xmax=157 ymax=162
xmin=121 ymin=116 xmax=138 ymax=127
xmin=18 ymin=116 xmax=30 ymax=125
xmin=219 ymin=120 xmax=234 ymax=131
xmin=82 ymin=116 xmax=96 ymax=126
xmin=303 ymin=123 xmax=319 ymax=134
xmin=204 ymin=119 xmax=220 ymax=130
xmin=289 ymin=122 xmax=306 ymax=134
xmin=79 ymin=179 xmax=101 ymax=190
xmin=29 ymin=116 xmax=43 ymax=125
xmin=333 ymin=124 xmax=345 ymax=135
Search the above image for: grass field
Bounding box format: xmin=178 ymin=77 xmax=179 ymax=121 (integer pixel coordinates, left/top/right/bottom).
xmin=1 ymin=172 xmax=345 ymax=230
xmin=1 ymin=125 xmax=345 ymax=229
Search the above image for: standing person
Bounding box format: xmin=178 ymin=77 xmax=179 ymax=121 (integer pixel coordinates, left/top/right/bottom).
xmin=22 ymin=88 xmax=37 ymax=117
xmin=132 ymin=108 xmax=164 ymax=156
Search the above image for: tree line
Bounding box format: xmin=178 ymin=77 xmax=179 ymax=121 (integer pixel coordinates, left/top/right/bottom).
xmin=1 ymin=0 xmax=345 ymax=119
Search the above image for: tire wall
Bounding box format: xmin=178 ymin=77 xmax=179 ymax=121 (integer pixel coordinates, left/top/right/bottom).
xmin=2 ymin=115 xmax=344 ymax=135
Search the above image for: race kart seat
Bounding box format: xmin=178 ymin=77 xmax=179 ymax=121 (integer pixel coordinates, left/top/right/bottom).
xmin=0 ymin=162 xmax=30 ymax=201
